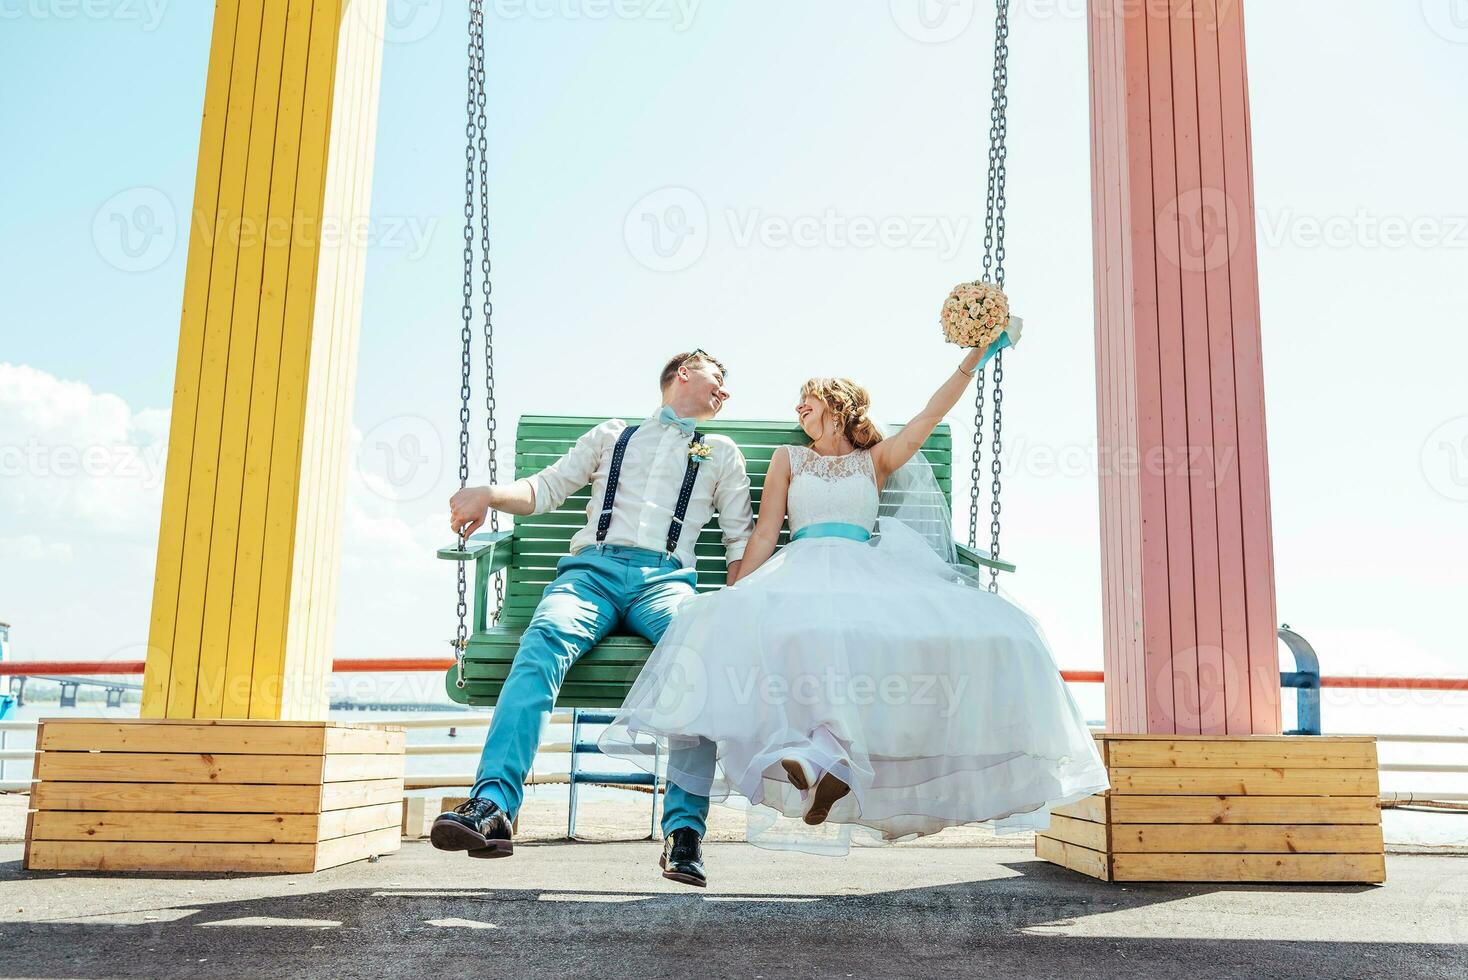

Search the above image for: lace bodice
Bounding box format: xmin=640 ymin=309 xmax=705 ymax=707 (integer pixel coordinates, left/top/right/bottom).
xmin=785 ymin=446 xmax=880 ymax=534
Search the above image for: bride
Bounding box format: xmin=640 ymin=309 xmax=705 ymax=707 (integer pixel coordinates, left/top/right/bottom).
xmin=599 ymin=342 xmax=1110 ymax=856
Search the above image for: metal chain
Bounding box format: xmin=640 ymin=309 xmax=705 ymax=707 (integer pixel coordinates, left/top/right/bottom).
xmin=967 ymin=369 xmax=985 ymax=550
xmin=472 ymin=2 xmax=504 ymax=626
xmin=453 ymin=1 xmax=484 ymax=688
xmin=987 ymin=0 xmax=1009 ymax=591
xmin=969 ymin=0 xmax=1010 ymax=592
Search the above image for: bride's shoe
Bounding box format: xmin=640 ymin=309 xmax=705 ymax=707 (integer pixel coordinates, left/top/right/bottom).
xmin=781 ymin=758 xmax=816 ymax=791
xmin=803 ymin=770 xmax=851 ymax=826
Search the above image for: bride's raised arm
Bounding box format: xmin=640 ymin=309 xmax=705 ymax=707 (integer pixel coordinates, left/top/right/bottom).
xmin=729 ymin=445 xmax=792 ymax=584
xmin=869 ymin=344 xmax=988 ymax=486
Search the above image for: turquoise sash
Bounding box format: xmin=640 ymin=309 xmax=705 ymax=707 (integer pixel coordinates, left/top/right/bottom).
xmin=791 ymin=522 xmax=873 ymax=543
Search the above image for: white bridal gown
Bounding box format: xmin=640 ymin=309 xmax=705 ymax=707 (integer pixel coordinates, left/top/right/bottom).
xmin=599 ymin=445 xmax=1110 ymax=853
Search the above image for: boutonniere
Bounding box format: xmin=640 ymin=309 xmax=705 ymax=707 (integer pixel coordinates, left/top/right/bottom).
xmin=688 ymin=439 xmax=713 ymax=464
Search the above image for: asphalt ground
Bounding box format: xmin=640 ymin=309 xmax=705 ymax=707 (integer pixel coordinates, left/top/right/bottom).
xmin=1 ymin=838 xmax=1464 ymax=979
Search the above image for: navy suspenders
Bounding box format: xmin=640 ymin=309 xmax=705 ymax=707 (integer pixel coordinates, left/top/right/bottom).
xmin=594 ymin=424 xmax=705 ymax=561
xmin=595 ymin=425 xmax=640 ymax=541
xmin=665 ymin=433 xmax=704 ymax=556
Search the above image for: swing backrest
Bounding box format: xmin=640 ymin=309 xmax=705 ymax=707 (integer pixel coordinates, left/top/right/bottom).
xmin=501 ymin=416 xmax=953 ymax=626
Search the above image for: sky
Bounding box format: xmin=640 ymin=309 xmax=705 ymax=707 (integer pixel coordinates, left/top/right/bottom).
xmin=1 ymin=1 xmax=1466 ymax=709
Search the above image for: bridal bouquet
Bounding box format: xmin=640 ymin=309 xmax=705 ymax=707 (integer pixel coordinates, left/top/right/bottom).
xmin=940 ymin=280 xmax=1009 ymax=349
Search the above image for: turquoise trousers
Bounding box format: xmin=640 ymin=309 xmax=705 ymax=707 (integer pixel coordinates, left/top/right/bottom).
xmin=472 ymin=545 xmax=714 ymax=836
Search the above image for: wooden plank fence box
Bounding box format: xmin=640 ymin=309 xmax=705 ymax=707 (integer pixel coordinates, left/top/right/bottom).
xmin=24 ymin=718 xmax=405 ymax=874
xmin=1036 ymin=734 xmax=1385 ymax=883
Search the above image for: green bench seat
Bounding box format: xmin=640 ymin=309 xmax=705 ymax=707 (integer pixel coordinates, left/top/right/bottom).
xmin=440 ymin=415 xmax=1013 ymax=707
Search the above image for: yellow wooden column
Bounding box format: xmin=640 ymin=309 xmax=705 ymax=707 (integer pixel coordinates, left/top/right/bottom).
xmin=142 ymin=0 xmax=385 ymax=720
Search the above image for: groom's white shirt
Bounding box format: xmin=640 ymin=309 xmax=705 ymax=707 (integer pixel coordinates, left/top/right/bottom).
xmin=528 ymin=414 xmax=754 ymax=569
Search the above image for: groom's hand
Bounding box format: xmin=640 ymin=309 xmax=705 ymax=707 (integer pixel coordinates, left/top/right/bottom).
xmin=449 ymin=486 xmax=494 ymax=537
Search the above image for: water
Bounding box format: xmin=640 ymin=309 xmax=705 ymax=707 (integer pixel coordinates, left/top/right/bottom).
xmin=4 ymin=680 xmax=1465 ymax=847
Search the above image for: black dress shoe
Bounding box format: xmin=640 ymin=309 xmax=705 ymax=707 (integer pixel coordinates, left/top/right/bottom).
xmin=659 ymin=828 xmax=706 ymax=888
xmin=430 ymin=797 xmax=514 ymax=858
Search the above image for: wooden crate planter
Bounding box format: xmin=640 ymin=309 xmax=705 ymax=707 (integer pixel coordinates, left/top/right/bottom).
xmin=24 ymin=719 xmax=405 ymax=874
xmin=1036 ymin=734 xmax=1385 ymax=883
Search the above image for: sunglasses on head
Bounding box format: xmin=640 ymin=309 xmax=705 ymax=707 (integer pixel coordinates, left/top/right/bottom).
xmin=684 ymin=349 xmax=724 ymax=378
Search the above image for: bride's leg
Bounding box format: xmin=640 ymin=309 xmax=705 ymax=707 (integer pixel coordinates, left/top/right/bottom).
xmin=802 ymin=724 xmax=851 ymax=826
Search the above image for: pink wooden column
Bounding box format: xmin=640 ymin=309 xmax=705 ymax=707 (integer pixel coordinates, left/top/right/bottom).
xmin=1088 ymin=0 xmax=1280 ymax=734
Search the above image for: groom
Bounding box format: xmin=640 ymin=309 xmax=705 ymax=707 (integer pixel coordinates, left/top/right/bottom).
xmin=433 ymin=350 xmax=753 ymax=887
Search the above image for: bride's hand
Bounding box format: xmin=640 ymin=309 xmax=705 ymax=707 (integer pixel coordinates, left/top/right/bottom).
xmin=959 ymin=343 xmax=986 ymax=378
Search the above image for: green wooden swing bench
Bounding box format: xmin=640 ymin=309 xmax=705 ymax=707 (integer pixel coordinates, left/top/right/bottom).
xmin=439 ymin=415 xmax=1017 ymax=708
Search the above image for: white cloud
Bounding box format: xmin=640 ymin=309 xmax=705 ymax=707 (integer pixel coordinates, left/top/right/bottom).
xmin=0 ymin=362 xmax=169 ymax=534
xmin=0 ymin=534 xmax=73 ymax=563
xmin=0 ymin=363 xmax=447 ymax=664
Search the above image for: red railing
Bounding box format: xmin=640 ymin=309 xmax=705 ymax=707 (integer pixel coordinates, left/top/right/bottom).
xmin=2 ymin=659 xmax=1466 ymax=690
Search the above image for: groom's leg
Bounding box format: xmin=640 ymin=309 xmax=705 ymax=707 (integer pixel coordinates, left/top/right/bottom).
xmin=472 ymin=554 xmax=617 ymax=819
xmin=623 ymin=557 xmax=713 ymax=838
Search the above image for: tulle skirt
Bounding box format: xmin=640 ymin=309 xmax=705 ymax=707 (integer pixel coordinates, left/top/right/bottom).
xmin=598 ymin=517 xmax=1110 ymax=854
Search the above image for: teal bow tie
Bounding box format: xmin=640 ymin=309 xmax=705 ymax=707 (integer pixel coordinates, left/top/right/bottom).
xmin=658 ymin=406 xmax=697 ymax=435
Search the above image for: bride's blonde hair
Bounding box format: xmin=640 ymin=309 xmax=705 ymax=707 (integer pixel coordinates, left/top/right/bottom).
xmin=801 ymin=377 xmax=884 ymax=450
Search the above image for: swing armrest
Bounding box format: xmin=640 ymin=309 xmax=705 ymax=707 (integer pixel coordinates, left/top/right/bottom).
xmin=437 ymin=529 xmax=515 ymax=571
xmin=956 ymin=544 xmax=1017 ymax=575
xmin=438 ymin=530 xmax=515 ymax=634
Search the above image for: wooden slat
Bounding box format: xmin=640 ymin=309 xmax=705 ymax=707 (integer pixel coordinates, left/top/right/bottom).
xmin=1119 ymin=0 xmax=1171 ymax=733
xmin=1036 ymin=833 xmax=1109 ymax=881
xmin=1105 ymin=738 xmax=1377 ymax=770
xmin=141 ymin=0 xmax=240 ymax=719
xmin=1045 ymin=813 xmax=1109 ymax=851
xmin=22 ymin=721 xmax=43 ymax=868
xmin=323 ymin=727 xmax=404 ymax=754
xmin=1053 ymin=794 xmax=1107 ymax=824
xmin=30 ymin=810 xmax=323 ymax=845
xmin=1093 ymin=733 xmax=1373 ymax=742
xmin=1111 ymin=823 xmax=1383 ymax=854
xmin=167 ymin=0 xmax=271 ymax=718
xmin=1109 ymin=794 xmax=1381 ymax=825
xmin=36 ymin=717 xmax=393 ymax=729
xmin=203 ymin=0 xmax=292 ymax=718
xmin=1218 ymin=0 xmax=1281 ymax=734
xmin=311 ymin=0 xmax=383 ymax=720
xmin=319 ymin=777 xmax=403 ymax=812
xmin=1108 ymin=767 xmax=1379 ymax=797
xmin=321 ymin=753 xmax=405 ymax=783
xmin=40 ymin=723 xmax=328 ymax=755
xmin=37 ymin=752 xmax=326 ymax=785
xmin=31 ymin=780 xmax=326 ymax=814
xmin=1088 ymin=1 xmax=1115 ymax=733
xmin=313 ymin=825 xmax=399 ymax=872
xmin=1111 ymin=852 xmax=1385 ymax=883
xmin=253 ymin=0 xmax=347 ymax=719
xmin=232 ymin=0 xmax=317 ymax=718
xmin=1192 ymin=0 xmax=1251 ymax=735
xmin=315 ymin=802 xmax=401 ymax=841
xmin=25 ymin=839 xmax=320 ymax=874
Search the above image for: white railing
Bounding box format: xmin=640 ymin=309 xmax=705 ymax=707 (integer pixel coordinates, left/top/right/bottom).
xmin=2 ymin=717 xmax=1467 ymax=799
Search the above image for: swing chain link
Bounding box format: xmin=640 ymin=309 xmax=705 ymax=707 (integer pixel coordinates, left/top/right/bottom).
xmin=968 ymin=369 xmax=984 ymax=551
xmin=971 ymin=0 xmax=1009 ymax=590
xmin=473 ymin=1 xmax=504 ymax=626
xmin=453 ymin=0 xmax=487 ymax=688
